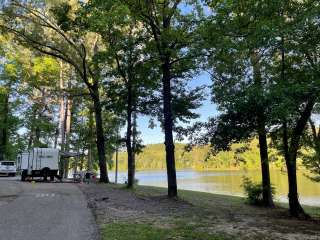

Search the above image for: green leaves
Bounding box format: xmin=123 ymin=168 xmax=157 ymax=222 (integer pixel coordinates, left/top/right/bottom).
xmin=50 ymin=2 xmax=72 ymax=31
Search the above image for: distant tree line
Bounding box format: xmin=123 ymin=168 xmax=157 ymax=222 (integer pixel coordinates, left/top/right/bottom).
xmin=112 ymin=141 xmax=286 ymax=171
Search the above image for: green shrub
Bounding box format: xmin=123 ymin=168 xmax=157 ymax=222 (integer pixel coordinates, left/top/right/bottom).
xmin=241 ymin=177 xmax=275 ymax=205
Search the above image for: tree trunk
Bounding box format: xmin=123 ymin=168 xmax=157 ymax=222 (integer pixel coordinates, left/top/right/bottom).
xmin=257 ymin=117 xmax=274 ymax=207
xmin=251 ymin=51 xmax=274 ymax=207
xmin=148 ymin=7 xmax=177 ymax=197
xmin=115 ymin=125 xmax=120 ymax=184
xmin=62 ymin=97 xmax=69 ymax=178
xmin=85 ymin=37 xmax=108 ymax=182
xmin=54 ymin=127 xmax=59 ymax=148
xmin=126 ymin=82 xmax=134 ymax=188
xmin=59 ymin=62 xmax=65 ymax=177
xmin=88 ymin=110 xmax=94 ymax=171
xmin=285 ymin=154 xmax=306 ymax=217
xmin=0 ymin=130 xmax=4 ymax=161
xmin=92 ymin=85 xmax=109 ymax=183
xmin=0 ymin=93 xmax=9 ymax=161
xmin=63 ymin=96 xmax=72 ymax=178
xmin=162 ymin=58 xmax=177 ymax=198
xmin=279 ymin=36 xmax=305 ymax=217
xmin=285 ymin=98 xmax=315 ymax=218
xmin=34 ymin=124 xmax=41 ymax=147
xmin=28 ymin=131 xmax=33 ymax=150
xmin=132 ymin=110 xmax=137 ymax=176
xmin=283 ymin=120 xmax=306 ymax=218
xmin=115 ymin=146 xmax=119 ymax=184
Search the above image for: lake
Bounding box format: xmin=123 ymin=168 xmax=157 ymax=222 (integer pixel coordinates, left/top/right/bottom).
xmin=108 ymin=169 xmax=320 ymax=206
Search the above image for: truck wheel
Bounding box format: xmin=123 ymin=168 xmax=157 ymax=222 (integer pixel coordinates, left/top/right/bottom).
xmin=21 ymin=170 xmax=27 ymax=181
xmin=50 ymin=174 xmax=54 ymax=181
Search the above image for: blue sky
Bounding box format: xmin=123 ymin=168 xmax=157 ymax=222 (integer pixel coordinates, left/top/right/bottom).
xmin=137 ymin=72 xmax=218 ymax=144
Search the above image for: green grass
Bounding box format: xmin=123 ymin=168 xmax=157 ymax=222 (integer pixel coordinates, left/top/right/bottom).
xmin=99 ymin=184 xmax=320 ymax=240
xmin=277 ymin=202 xmax=320 ymax=218
xmin=303 ymin=205 xmax=320 ymax=217
xmin=115 ymin=184 xmax=320 ymax=219
xmin=101 ymin=222 xmax=230 ymax=240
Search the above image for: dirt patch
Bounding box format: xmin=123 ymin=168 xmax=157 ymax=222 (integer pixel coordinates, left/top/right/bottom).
xmin=81 ymin=183 xmax=193 ymax=224
xmin=79 ymin=183 xmax=320 ymax=240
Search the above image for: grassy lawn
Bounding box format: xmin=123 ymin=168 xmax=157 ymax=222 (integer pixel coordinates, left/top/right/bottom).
xmin=100 ymin=185 xmax=237 ymax=240
xmin=93 ymin=184 xmax=320 ymax=240
xmin=277 ymin=202 xmax=320 ymax=218
xmin=102 ymin=222 xmax=230 ymax=240
xmin=132 ymin=185 xmax=320 ymax=218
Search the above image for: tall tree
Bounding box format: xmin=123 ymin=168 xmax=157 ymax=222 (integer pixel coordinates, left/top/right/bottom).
xmin=0 ymin=35 xmax=30 ymax=158
xmin=201 ymin=0 xmax=320 ymax=214
xmin=1 ymin=0 xmax=110 ymax=182
xmin=268 ymin=0 xmax=320 ymax=218
xmin=81 ymin=0 xmax=155 ymax=188
xmin=202 ymin=0 xmax=277 ymax=207
xmin=122 ymin=0 xmax=203 ymax=197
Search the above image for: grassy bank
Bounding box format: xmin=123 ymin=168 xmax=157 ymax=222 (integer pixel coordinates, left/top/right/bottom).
xmin=80 ymin=184 xmax=320 ymax=240
xmin=131 ymin=185 xmax=320 ymax=218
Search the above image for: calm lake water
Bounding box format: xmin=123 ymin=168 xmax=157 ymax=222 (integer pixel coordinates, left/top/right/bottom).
xmin=109 ymin=169 xmax=320 ymax=206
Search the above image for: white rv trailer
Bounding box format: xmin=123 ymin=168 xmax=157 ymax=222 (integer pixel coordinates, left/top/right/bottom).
xmin=17 ymin=148 xmax=60 ymax=181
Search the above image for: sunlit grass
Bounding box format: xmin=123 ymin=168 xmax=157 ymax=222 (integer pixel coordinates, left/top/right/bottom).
xmin=101 ymin=222 xmax=230 ymax=240
xmin=276 ymin=202 xmax=320 ymax=218
xmin=130 ymin=184 xmax=320 ymax=219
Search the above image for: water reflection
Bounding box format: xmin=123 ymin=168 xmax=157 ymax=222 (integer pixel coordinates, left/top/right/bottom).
xmin=109 ymin=169 xmax=320 ymax=206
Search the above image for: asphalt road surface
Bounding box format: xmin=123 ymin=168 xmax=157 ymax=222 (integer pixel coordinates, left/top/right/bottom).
xmin=0 ymin=177 xmax=99 ymax=240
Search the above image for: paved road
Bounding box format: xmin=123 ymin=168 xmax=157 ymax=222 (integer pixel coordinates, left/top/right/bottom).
xmin=0 ymin=177 xmax=99 ymax=240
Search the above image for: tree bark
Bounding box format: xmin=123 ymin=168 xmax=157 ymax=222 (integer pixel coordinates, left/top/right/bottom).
xmin=88 ymin=110 xmax=94 ymax=171
xmin=285 ymin=154 xmax=306 ymax=217
xmin=162 ymin=58 xmax=177 ymax=198
xmin=0 ymin=130 xmax=4 ymax=161
xmin=54 ymin=127 xmax=59 ymax=148
xmin=126 ymin=82 xmax=134 ymax=188
xmin=251 ymin=51 xmax=274 ymax=207
xmin=257 ymin=116 xmax=274 ymax=207
xmin=132 ymin=110 xmax=137 ymax=175
xmin=59 ymin=62 xmax=65 ymax=176
xmin=62 ymin=97 xmax=68 ymax=178
xmin=115 ymin=146 xmax=119 ymax=184
xmin=283 ymin=97 xmax=316 ymax=218
xmin=34 ymin=124 xmax=41 ymax=147
xmin=63 ymin=96 xmax=72 ymax=178
xmin=144 ymin=3 xmax=178 ymax=197
xmin=279 ymin=35 xmax=305 ymax=217
xmin=0 ymin=93 xmax=9 ymax=161
xmin=91 ymin=85 xmax=109 ymax=183
xmin=28 ymin=129 xmax=33 ymax=150
xmin=86 ymin=37 xmax=109 ymax=183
